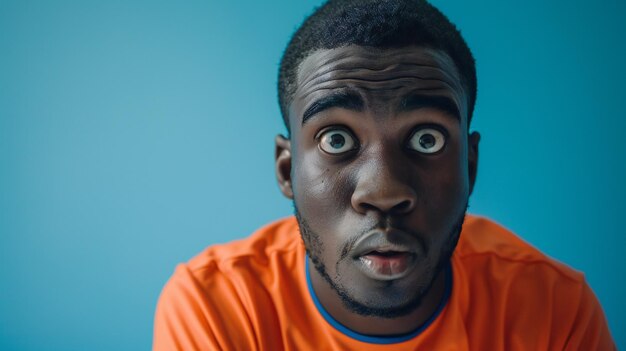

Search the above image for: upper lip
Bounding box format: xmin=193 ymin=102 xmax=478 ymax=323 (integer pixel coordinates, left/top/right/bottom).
xmin=350 ymin=228 xmax=421 ymax=259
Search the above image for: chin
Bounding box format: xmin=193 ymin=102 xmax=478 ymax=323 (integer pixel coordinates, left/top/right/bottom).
xmin=337 ymin=266 xmax=441 ymax=318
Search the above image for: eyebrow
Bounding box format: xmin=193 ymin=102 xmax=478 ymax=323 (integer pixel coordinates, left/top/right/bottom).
xmin=301 ymin=91 xmax=365 ymax=126
xmin=398 ymin=94 xmax=461 ymax=121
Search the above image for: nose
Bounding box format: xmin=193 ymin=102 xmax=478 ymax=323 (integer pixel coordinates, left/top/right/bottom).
xmin=350 ymin=152 xmax=417 ymax=216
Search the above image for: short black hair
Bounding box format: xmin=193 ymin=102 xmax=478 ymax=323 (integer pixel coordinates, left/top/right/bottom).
xmin=278 ymin=0 xmax=476 ymax=133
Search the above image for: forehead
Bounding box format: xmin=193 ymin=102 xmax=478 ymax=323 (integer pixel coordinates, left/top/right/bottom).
xmin=290 ymin=45 xmax=468 ymax=128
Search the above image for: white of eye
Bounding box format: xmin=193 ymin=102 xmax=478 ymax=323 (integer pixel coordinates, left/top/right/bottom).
xmin=408 ymin=128 xmax=446 ymax=154
xmin=319 ymin=129 xmax=356 ymax=154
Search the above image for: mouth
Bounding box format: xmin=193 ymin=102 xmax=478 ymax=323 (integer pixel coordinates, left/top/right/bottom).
xmin=357 ymin=250 xmax=416 ymax=280
xmin=350 ymin=229 xmax=421 ymax=281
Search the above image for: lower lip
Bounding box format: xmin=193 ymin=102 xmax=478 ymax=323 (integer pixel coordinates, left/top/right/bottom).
xmin=357 ymin=253 xmax=415 ymax=281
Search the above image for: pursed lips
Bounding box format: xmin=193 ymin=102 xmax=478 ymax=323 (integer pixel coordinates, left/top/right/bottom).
xmin=350 ymin=228 xmax=421 ymax=257
xmin=349 ymin=228 xmax=422 ymax=281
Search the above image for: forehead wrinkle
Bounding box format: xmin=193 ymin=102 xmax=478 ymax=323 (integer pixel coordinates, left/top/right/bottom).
xmin=299 ymin=76 xmax=458 ymax=101
xmin=296 ymin=46 xmax=461 ymax=88
xmin=298 ymin=63 xmax=456 ymax=96
xmin=298 ymin=45 xmax=448 ymax=73
xmin=299 ymin=61 xmax=445 ymax=86
xmin=293 ymin=46 xmax=468 ymax=123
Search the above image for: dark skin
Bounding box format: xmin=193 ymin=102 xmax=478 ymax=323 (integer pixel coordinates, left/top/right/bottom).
xmin=275 ymin=45 xmax=480 ymax=336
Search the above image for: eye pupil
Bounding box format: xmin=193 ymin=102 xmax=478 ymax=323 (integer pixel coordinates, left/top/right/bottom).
xmin=419 ymin=134 xmax=436 ymax=149
xmin=330 ymin=134 xmax=346 ymax=149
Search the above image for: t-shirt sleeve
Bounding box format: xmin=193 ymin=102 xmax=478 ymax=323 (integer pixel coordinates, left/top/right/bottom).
xmin=152 ymin=264 xmax=257 ymax=351
xmin=564 ymin=279 xmax=616 ymax=351
xmin=153 ymin=264 xmax=223 ymax=350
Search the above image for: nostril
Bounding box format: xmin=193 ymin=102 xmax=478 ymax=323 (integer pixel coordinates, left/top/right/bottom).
xmin=359 ymin=203 xmax=379 ymax=213
xmin=391 ymin=200 xmax=413 ymax=214
xmin=351 ymin=179 xmax=417 ymax=215
xmin=353 ymin=190 xmax=417 ymax=215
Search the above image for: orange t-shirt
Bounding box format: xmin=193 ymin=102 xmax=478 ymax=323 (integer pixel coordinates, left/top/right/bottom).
xmin=153 ymin=215 xmax=615 ymax=350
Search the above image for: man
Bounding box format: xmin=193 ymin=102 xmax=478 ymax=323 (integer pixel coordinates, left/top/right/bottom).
xmin=153 ymin=0 xmax=615 ymax=349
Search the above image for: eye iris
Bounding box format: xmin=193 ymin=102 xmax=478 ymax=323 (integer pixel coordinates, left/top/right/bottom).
xmin=329 ymin=133 xmax=346 ymax=149
xmin=419 ymin=133 xmax=436 ymax=149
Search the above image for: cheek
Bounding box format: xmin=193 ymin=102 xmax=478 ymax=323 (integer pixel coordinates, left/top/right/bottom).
xmin=416 ymin=145 xmax=470 ymax=221
xmin=292 ymin=155 xmax=355 ymax=267
xmin=292 ymin=151 xmax=354 ymax=220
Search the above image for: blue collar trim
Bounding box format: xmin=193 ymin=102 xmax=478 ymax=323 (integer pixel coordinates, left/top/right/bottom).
xmin=305 ymin=255 xmax=452 ymax=344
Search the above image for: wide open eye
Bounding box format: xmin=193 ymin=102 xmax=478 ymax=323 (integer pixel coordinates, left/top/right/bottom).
xmin=408 ymin=127 xmax=446 ymax=154
xmin=318 ymin=128 xmax=357 ymax=154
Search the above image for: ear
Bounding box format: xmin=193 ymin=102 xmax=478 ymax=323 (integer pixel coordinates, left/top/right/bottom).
xmin=468 ymin=131 xmax=480 ymax=196
xmin=275 ymin=134 xmax=294 ymax=199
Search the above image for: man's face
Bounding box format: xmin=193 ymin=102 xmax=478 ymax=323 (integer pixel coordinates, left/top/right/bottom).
xmin=276 ymin=45 xmax=479 ymax=317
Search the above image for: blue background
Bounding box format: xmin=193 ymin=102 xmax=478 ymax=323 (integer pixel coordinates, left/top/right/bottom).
xmin=1 ymin=0 xmax=624 ymax=349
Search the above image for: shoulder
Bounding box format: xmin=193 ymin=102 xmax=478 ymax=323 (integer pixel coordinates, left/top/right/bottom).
xmin=456 ymin=214 xmax=582 ymax=283
xmin=153 ymin=217 xmax=304 ymax=350
xmin=184 ymin=216 xmax=302 ymax=284
xmin=454 ymin=214 xmax=585 ymax=314
xmin=453 ymin=215 xmax=615 ymax=349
